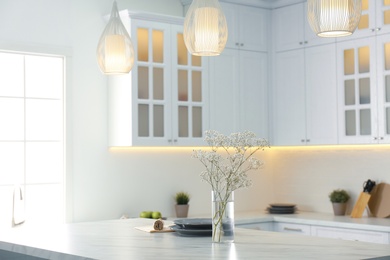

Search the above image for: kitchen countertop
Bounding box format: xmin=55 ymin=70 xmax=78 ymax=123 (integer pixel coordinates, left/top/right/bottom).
xmin=0 ymin=215 xmax=390 ymax=260
xmin=234 ymin=211 xmax=390 ymax=232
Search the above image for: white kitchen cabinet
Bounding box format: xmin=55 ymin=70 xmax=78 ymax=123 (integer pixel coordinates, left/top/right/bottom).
xmin=337 ymin=34 xmax=390 ymax=144
xmin=237 ymin=222 xmax=274 ymax=232
xmin=272 ymin=44 xmax=338 ymax=145
xmin=209 ymin=48 xmax=268 ymax=139
xmin=108 ymin=13 xmax=208 ymax=146
xmin=273 ymin=3 xmax=334 ymax=52
xmin=311 ymin=226 xmax=390 ymax=244
xmin=337 ymin=0 xmax=390 ymax=42
xmin=274 ymin=222 xmax=311 ymax=236
xmin=221 ymin=2 xmax=269 ymax=52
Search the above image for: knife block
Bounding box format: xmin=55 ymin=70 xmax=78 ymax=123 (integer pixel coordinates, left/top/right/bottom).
xmin=351 ymin=192 xmax=371 ymax=218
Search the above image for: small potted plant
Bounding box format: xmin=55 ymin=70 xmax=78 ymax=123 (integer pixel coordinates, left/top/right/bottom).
xmin=175 ymin=192 xmax=190 ymax=218
xmin=329 ymin=189 xmax=350 ymax=216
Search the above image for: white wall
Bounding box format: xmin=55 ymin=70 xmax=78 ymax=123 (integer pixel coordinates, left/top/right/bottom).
xmin=0 ymin=0 xmax=273 ymax=223
xmin=270 ymin=146 xmax=390 ymax=215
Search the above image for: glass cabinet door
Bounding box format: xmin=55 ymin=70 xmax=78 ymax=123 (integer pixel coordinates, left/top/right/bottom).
xmin=338 ymin=0 xmax=390 ymax=40
xmin=171 ymin=26 xmax=207 ymax=145
xmin=338 ymin=38 xmax=377 ymax=143
xmin=376 ymin=34 xmax=390 ymax=142
xmin=133 ymin=21 xmax=171 ymax=145
xmin=376 ymin=0 xmax=390 ymax=35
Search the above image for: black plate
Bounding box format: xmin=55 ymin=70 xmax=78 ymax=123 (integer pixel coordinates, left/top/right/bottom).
xmin=269 ymin=203 xmax=296 ymax=208
xmin=173 ymin=218 xmax=212 ymax=230
xmin=170 ymin=225 xmax=212 ymax=236
xmin=267 ymin=206 xmax=296 ymax=212
xmin=267 ymin=207 xmax=296 ymax=214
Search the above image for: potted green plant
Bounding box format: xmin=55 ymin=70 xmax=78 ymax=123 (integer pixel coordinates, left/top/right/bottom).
xmin=175 ymin=192 xmax=190 ymax=218
xmin=329 ymin=189 xmax=350 ymax=216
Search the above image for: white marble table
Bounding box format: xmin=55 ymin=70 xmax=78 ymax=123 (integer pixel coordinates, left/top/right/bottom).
xmin=0 ymin=218 xmax=390 ymax=260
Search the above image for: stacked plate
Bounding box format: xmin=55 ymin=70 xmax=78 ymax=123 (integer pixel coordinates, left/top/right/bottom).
xmin=171 ymin=218 xmax=212 ymax=236
xmin=267 ymin=203 xmax=297 ymax=214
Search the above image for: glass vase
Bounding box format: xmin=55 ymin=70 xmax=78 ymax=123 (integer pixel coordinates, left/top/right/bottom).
xmin=211 ymin=190 xmax=234 ymax=243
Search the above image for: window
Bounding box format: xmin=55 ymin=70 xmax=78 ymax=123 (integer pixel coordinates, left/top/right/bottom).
xmin=0 ymin=51 xmax=65 ymax=226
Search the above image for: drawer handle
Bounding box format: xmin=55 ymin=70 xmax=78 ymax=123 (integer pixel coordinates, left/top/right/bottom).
xmin=284 ymin=227 xmax=303 ymax=232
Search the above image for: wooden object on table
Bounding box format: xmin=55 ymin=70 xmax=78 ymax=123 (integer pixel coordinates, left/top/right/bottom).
xmin=153 ymin=219 xmax=164 ymax=230
xmin=351 ymin=192 xmax=371 ymax=218
xmin=368 ymin=183 xmax=390 ymax=218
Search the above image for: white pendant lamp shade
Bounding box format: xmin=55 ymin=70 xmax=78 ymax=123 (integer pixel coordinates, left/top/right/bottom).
xmin=97 ymin=1 xmax=134 ymax=75
xmin=184 ymin=0 xmax=228 ymax=56
xmin=307 ymin=0 xmax=362 ymax=38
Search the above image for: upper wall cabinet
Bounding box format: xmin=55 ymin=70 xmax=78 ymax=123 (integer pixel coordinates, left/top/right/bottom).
xmin=337 ymin=34 xmax=390 ymax=144
xmin=109 ymin=13 xmax=208 ymax=146
xmin=273 ymin=2 xmax=334 ymax=52
xmin=272 ymin=44 xmax=338 ymax=146
xmin=209 ymin=49 xmax=269 ymax=139
xmin=337 ymin=0 xmax=390 ymax=42
xmin=208 ymin=4 xmax=270 ymax=139
xmin=221 ymin=2 xmax=269 ymax=52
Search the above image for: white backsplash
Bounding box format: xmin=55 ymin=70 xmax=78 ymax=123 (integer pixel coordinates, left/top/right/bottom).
xmin=269 ymin=146 xmax=390 ymax=215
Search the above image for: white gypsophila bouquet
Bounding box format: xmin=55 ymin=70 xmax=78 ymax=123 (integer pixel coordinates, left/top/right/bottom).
xmin=192 ymin=130 xmax=269 ymax=242
xmin=193 ymin=130 xmax=270 ymax=196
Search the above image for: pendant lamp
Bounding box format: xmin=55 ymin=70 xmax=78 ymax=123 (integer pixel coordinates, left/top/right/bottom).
xmin=307 ymin=0 xmax=362 ymax=38
xmin=183 ymin=0 xmax=228 ymax=56
xmin=96 ymin=1 xmax=134 ymax=74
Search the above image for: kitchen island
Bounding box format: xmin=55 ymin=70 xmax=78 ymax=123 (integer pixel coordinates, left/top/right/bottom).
xmin=1 ymin=217 xmax=390 ymax=259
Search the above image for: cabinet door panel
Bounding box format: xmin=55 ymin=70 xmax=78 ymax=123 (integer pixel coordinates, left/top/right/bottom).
xmin=337 ymin=37 xmax=377 ymax=144
xmin=239 ymin=7 xmax=269 ymax=52
xmin=221 ymin=2 xmax=239 ymax=50
xmin=209 ymin=49 xmax=239 ymax=135
xmin=375 ymin=34 xmax=390 ymax=143
xmin=131 ymin=20 xmax=172 ymax=146
xmin=305 ymin=44 xmax=338 ymax=145
xmin=273 ymin=50 xmax=306 ymax=145
xmin=239 ymin=51 xmax=268 ymax=139
xmin=273 ymin=4 xmax=305 ymax=52
xmin=171 ymin=25 xmax=208 ymax=146
xmin=312 ymin=226 xmax=389 ymax=244
xmin=274 ymin=222 xmax=311 ymax=236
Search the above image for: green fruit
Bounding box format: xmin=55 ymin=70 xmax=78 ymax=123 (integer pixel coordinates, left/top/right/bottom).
xmin=152 ymin=211 xmax=162 ymax=219
xmin=139 ymin=211 xmax=153 ymax=218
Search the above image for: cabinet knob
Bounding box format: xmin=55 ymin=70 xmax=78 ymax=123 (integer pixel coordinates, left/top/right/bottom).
xmin=377 ymin=27 xmax=381 ymax=31
xmin=374 ymin=137 xmax=378 ymax=140
xmin=299 ymin=42 xmax=303 ymax=45
xmin=240 ymin=43 xmax=244 ymax=47
xmin=371 ymin=28 xmax=376 ymax=32
xmin=173 ymin=139 xmax=178 ymax=143
xmin=168 ymin=139 xmax=172 ymax=143
xmin=235 ymin=42 xmax=239 ymax=46
xmin=304 ymin=41 xmax=308 ymax=44
xmin=301 ymin=139 xmax=305 ymax=142
xmin=380 ymin=137 xmax=384 ymax=140
xmin=306 ymin=139 xmax=310 ymax=142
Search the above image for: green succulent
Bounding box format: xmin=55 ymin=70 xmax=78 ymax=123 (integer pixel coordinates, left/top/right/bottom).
xmin=329 ymin=189 xmax=350 ymax=203
xmin=175 ymin=192 xmax=190 ymax=205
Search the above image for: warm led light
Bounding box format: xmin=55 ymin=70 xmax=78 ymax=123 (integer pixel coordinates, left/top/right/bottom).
xmin=307 ymin=0 xmax=362 ymax=38
xmin=96 ymin=1 xmax=134 ymax=74
xmin=184 ymin=0 xmax=228 ymax=56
